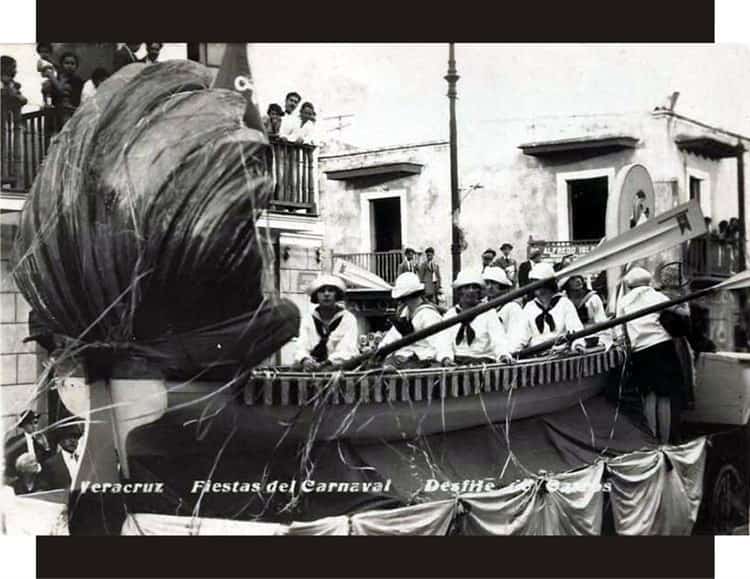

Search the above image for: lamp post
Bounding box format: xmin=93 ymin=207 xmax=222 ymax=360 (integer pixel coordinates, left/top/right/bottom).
xmin=446 ymin=42 xmax=461 ymax=283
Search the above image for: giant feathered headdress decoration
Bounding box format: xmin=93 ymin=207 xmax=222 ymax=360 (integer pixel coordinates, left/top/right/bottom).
xmin=12 ymin=45 xmax=299 ymax=379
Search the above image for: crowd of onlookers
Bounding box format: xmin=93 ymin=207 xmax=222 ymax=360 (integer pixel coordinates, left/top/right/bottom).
xmin=1 ymin=43 xmax=164 ymax=124
xmin=689 ymin=216 xmax=743 ymax=274
xmin=262 ymin=91 xmax=318 ymax=145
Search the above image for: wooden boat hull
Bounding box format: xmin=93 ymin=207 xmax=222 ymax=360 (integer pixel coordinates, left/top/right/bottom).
xmin=121 ymin=347 xmax=626 ymax=450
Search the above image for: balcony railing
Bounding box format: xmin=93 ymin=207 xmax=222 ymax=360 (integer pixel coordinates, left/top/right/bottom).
xmin=2 ymin=108 xmax=317 ymax=215
xmin=685 ymin=235 xmax=738 ymax=279
xmin=2 ymin=108 xmax=64 ymax=191
xmin=333 ymin=250 xmax=420 ymax=285
xmin=266 ymin=136 xmax=317 ymax=214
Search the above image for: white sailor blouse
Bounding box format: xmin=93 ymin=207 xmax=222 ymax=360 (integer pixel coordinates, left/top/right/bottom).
xmin=566 ymin=290 xmax=613 ymax=347
xmin=615 ymin=286 xmax=673 ymax=352
xmin=379 ymin=303 xmax=453 ymax=362
xmin=443 ymin=306 xmax=511 ymax=360
xmin=294 ymin=306 xmax=360 ymax=364
xmin=496 ymin=301 xmax=526 ymax=353
xmin=517 ymin=294 xmax=585 ymax=349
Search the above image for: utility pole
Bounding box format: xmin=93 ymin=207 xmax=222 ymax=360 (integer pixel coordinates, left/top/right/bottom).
xmin=446 ymin=42 xmax=461 ymax=282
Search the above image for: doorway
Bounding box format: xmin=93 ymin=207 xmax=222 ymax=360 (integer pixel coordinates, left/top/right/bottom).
xmin=568 ymin=177 xmax=608 ymax=241
xmin=370 ymin=197 xmax=402 ymax=252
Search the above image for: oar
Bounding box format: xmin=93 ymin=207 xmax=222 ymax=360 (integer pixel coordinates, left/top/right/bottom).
xmin=516 ymin=269 xmax=750 ymax=357
xmin=338 ymin=199 xmax=706 ymax=371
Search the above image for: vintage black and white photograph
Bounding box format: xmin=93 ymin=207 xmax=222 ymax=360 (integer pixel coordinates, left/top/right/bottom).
xmin=1 ymin=42 xmax=749 ymax=541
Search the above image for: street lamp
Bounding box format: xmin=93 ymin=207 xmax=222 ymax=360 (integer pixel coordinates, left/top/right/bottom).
xmin=446 ymin=42 xmax=461 ymax=282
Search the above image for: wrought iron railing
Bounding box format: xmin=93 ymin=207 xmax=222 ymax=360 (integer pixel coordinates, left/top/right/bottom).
xmin=333 ymin=250 xmax=420 ymax=285
xmin=2 ymin=109 xmax=317 ymax=215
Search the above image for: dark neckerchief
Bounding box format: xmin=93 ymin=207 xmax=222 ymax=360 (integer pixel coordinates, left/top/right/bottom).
xmin=310 ymin=306 xmax=345 ymax=362
xmin=533 ymin=294 xmax=563 ymax=333
xmin=391 ymin=302 xmax=439 ymax=337
xmin=455 ymin=304 xmax=478 ymax=346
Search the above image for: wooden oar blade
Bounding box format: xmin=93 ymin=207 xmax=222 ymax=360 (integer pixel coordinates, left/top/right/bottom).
xmin=558 ymin=199 xmax=706 ymax=279
xmin=332 ymin=258 xmax=393 ymax=290
xmin=714 ymin=269 xmax=750 ymax=291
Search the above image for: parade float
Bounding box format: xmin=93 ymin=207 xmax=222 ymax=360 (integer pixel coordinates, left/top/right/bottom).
xmin=3 ymin=46 xmax=748 ymax=537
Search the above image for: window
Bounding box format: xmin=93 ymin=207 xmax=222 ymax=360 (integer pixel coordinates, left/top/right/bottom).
xmin=567 ymin=177 xmax=608 ymax=241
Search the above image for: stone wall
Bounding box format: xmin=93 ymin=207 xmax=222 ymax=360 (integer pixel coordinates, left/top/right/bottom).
xmin=1 ymin=223 xmax=40 ymax=436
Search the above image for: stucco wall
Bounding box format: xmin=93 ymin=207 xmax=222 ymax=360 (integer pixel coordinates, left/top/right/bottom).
xmin=318 ymin=112 xmax=749 ymax=285
xmin=319 ymin=142 xmax=453 ymax=282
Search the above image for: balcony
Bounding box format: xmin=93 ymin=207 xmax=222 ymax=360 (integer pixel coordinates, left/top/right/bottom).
xmin=2 ymin=108 xmax=64 ymax=192
xmin=333 ymin=250 xmax=418 ymax=285
xmin=2 ymin=108 xmax=317 ymax=215
xmin=685 ymin=235 xmax=738 ymax=281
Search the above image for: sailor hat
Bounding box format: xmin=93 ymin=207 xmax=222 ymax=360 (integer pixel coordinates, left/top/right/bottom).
xmin=453 ymin=270 xmax=486 ymax=289
xmin=482 ymin=266 xmax=512 ymax=287
xmin=308 ymin=274 xmax=347 ymax=303
xmin=392 ymin=272 xmax=425 ymax=299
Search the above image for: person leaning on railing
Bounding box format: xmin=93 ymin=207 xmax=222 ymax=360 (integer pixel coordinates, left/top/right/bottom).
xmin=1 ymin=55 xmax=27 ymax=123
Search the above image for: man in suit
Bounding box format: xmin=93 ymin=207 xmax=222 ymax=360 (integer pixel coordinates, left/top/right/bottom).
xmin=4 ymin=410 xmax=55 ymax=481
xmin=113 ymin=43 xmax=142 ymax=72
xmin=418 ymin=247 xmax=442 ymax=304
xmin=492 ymin=242 xmax=518 ymax=285
xmin=518 ymin=246 xmax=543 ymax=288
xmin=41 ymin=425 xmax=83 ymax=489
xmin=481 ymin=248 xmax=496 ymax=273
xmin=397 ymin=247 xmax=418 ymax=275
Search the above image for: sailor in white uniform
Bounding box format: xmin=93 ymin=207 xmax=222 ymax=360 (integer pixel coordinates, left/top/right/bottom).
xmin=482 ymin=266 xmax=525 ymax=352
xmin=442 ymin=270 xmax=512 ymax=364
xmin=560 ymin=274 xmax=613 ymax=349
xmin=378 ymin=272 xmax=453 ymax=368
xmin=516 ymin=262 xmax=586 ymax=352
xmin=294 ymin=274 xmax=359 ymax=371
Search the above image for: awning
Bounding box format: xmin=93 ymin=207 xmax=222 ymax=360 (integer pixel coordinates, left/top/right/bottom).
xmin=675 ymin=136 xmax=740 ymax=159
xmin=325 ymin=162 xmax=423 ymax=180
xmin=519 ymin=135 xmax=638 ymax=157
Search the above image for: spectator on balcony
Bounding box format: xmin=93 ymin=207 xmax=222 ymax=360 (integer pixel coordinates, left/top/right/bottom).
xmin=491 ymin=243 xmax=517 ymax=284
xmin=141 ymin=42 xmax=163 ymax=65
xmin=278 ymin=91 xmax=302 ymax=139
xmin=81 ymin=68 xmax=110 ymax=102
xmin=263 ymin=103 xmax=283 ymax=136
xmin=42 ymin=51 xmax=84 ymax=121
xmin=113 ymin=43 xmax=142 ymax=72
xmin=295 ymin=274 xmax=359 ymax=371
xmin=417 ymin=246 xmax=441 ymax=304
xmin=517 ymin=246 xmax=542 ymax=288
xmin=398 ymin=247 xmax=418 ymax=275
xmin=481 ymin=248 xmax=496 ymax=273
xmin=36 ymin=43 xmax=55 ymax=69
xmin=1 ymin=55 xmax=27 ymax=111
xmin=289 ymin=101 xmax=318 ymax=145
